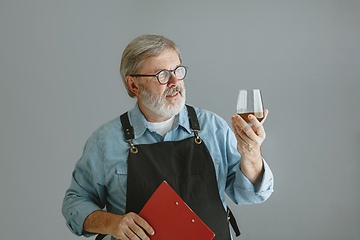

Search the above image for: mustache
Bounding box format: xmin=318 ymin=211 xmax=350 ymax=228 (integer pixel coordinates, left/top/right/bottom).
xmin=163 ymin=85 xmax=184 ymax=97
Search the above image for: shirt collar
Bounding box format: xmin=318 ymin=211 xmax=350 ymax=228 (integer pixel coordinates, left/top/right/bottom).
xmin=127 ymin=102 xmax=192 ymax=139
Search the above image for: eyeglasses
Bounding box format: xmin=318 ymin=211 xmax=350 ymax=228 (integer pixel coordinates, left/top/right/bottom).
xmin=130 ymin=65 xmax=188 ymax=85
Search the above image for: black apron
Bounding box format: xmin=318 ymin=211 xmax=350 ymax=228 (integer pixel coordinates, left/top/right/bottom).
xmin=96 ymin=106 xmax=240 ymax=240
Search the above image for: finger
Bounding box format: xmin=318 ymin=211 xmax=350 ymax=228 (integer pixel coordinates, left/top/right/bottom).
xmin=231 ymin=116 xmax=241 ymax=135
xmin=234 ymin=114 xmax=258 ymax=140
xmin=231 ymin=116 xmax=249 ymax=141
xmin=117 ymin=214 xmax=143 ymax=240
xmin=127 ymin=224 xmax=148 ymax=240
xmin=248 ymin=115 xmax=265 ymax=138
xmin=232 ymin=116 xmax=254 ymax=148
xmin=119 ymin=213 xmax=153 ymax=240
xmin=133 ymin=214 xmax=155 ymax=236
xmin=124 ymin=229 xmax=141 ymax=240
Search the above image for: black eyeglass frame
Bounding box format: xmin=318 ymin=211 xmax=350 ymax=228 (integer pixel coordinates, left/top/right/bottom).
xmin=130 ymin=65 xmax=188 ymax=85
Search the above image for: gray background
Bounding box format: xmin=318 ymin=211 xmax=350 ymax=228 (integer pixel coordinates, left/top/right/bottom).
xmin=1 ymin=0 xmax=359 ymax=239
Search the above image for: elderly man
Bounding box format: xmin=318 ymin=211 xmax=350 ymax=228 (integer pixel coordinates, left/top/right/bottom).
xmin=62 ymin=34 xmax=274 ymax=240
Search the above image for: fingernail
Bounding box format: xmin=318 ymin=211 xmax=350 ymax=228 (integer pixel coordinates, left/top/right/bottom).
xmin=248 ymin=115 xmax=254 ymax=120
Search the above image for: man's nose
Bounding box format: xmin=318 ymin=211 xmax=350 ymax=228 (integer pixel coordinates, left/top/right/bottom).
xmin=167 ymin=72 xmax=181 ymax=86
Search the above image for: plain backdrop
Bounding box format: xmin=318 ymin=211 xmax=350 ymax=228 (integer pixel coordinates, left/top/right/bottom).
xmin=1 ymin=1 xmax=359 ymax=239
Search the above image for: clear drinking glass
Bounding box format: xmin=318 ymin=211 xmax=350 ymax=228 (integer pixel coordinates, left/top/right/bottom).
xmin=236 ymin=89 xmax=264 ymax=123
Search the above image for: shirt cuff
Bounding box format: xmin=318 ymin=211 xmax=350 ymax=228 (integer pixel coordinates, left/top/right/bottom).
xmin=65 ymin=202 xmax=101 ymax=237
xmin=234 ymin=158 xmax=274 ymax=203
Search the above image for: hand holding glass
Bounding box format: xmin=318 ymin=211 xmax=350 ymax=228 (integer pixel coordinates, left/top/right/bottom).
xmin=236 ymin=89 xmax=264 ymax=123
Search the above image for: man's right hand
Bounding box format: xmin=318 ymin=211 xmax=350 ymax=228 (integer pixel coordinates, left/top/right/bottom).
xmin=83 ymin=210 xmax=155 ymax=240
xmin=108 ymin=212 xmax=155 ymax=239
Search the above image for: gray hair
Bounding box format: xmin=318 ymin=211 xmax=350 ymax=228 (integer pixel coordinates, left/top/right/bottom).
xmin=120 ymin=34 xmax=182 ymax=98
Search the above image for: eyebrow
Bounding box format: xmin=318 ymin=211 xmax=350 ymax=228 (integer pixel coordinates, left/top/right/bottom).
xmin=153 ymin=64 xmax=182 ymax=74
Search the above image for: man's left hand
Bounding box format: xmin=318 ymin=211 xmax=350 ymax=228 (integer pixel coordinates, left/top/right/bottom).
xmin=231 ymin=109 xmax=268 ymax=187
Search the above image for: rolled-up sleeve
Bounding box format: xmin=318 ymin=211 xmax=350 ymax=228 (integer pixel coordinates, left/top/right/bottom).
xmin=232 ymin=159 xmax=274 ymax=204
xmin=62 ymin=132 xmax=106 ymax=236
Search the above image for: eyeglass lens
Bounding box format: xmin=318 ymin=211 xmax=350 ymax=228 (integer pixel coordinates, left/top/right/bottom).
xmin=158 ymin=66 xmax=186 ymax=84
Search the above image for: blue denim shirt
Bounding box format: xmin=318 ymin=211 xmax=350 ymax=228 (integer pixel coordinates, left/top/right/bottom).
xmin=62 ymin=103 xmax=274 ymax=237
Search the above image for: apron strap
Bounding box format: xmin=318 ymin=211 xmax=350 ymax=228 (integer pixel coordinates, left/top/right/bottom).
xmin=95 ymin=234 xmax=106 ymax=240
xmin=186 ymin=105 xmax=201 ymax=131
xmin=227 ymin=207 xmax=241 ymax=237
xmin=120 ymin=112 xmax=134 ymax=141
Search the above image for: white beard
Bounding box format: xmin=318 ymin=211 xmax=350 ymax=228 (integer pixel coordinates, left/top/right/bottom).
xmin=139 ymin=83 xmax=186 ymax=118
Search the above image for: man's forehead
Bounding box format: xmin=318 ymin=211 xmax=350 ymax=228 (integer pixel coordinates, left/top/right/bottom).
xmin=141 ymin=49 xmax=181 ymax=72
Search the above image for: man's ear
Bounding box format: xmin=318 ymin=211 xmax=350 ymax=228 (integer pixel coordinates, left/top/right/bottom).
xmin=126 ymin=76 xmax=140 ymax=96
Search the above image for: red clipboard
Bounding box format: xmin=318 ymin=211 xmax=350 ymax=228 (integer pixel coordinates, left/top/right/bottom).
xmin=139 ymin=181 xmax=215 ymax=240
